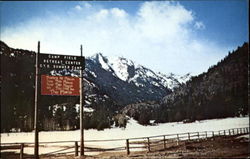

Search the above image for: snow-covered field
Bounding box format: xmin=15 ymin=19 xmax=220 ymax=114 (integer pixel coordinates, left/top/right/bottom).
xmin=1 ymin=116 xmax=249 ymax=155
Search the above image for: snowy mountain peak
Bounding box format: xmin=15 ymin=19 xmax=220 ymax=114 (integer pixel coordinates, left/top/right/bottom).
xmin=87 ymin=53 xmax=191 ymax=91
xmin=109 ymin=56 xmax=135 ymax=81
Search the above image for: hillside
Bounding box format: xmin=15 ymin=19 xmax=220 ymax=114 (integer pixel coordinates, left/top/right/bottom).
xmin=155 ymin=42 xmax=249 ymax=123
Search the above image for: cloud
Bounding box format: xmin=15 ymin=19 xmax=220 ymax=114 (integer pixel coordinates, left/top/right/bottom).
xmin=75 ymin=5 xmax=82 ymax=11
xmin=194 ymin=21 xmax=205 ymax=30
xmin=1 ymin=1 xmax=230 ymax=75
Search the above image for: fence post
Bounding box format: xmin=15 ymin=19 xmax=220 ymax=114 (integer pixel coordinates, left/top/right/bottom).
xmin=205 ymin=131 xmax=207 ymax=139
xmin=163 ymin=136 xmax=166 ymax=149
xmin=177 ymin=134 xmax=179 ymax=145
xmin=147 ymin=138 xmax=150 ymax=152
xmin=20 ymin=143 xmax=24 ymax=159
xmin=224 ymin=130 xmax=226 ymax=136
xmin=197 ymin=132 xmax=199 ymax=140
xmin=188 ymin=133 xmax=190 ymax=141
xmin=237 ymin=128 xmax=239 ymax=135
xmin=75 ymin=141 xmax=78 ymax=156
xmin=229 ymin=129 xmax=231 ymax=136
xmin=212 ymin=131 xmax=214 ymax=138
xmin=126 ymin=139 xmax=130 ymax=155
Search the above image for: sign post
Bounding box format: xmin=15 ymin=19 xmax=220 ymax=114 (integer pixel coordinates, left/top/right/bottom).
xmin=34 ymin=41 xmax=40 ymax=159
xmin=80 ymin=45 xmax=84 ymax=156
xmin=33 ymin=42 xmax=85 ymax=158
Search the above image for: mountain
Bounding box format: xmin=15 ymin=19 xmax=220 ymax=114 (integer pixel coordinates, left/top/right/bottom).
xmin=85 ymin=53 xmax=191 ymax=105
xmin=0 ymin=41 xmax=188 ymax=132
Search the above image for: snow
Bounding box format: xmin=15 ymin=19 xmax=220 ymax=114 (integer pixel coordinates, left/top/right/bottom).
xmin=237 ymin=134 xmax=249 ymax=139
xmin=1 ymin=116 xmax=248 ymax=156
xmin=109 ymin=57 xmax=132 ymax=81
xmin=89 ymin=71 xmax=97 ymax=78
xmin=75 ymin=104 xmax=94 ymax=113
xmin=97 ymin=53 xmax=110 ymax=71
xmin=84 ymin=107 xmax=94 ymax=113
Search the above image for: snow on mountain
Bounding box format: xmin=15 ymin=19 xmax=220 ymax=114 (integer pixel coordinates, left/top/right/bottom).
xmin=88 ymin=53 xmax=190 ymax=90
xmin=85 ymin=53 xmax=191 ymax=105
xmin=109 ymin=56 xmax=134 ymax=81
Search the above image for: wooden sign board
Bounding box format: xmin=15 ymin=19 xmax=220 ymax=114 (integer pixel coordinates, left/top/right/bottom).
xmin=41 ymin=75 xmax=80 ymax=96
xmin=39 ymin=53 xmax=85 ymax=70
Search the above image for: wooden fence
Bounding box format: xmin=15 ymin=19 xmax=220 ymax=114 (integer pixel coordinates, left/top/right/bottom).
xmin=1 ymin=127 xmax=249 ymax=158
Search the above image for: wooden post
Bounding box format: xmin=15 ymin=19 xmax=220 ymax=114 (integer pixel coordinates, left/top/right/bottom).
xmin=188 ymin=133 xmax=190 ymax=141
xmin=34 ymin=41 xmax=40 ymax=159
xmin=229 ymin=129 xmax=231 ymax=136
xmin=205 ymin=131 xmax=207 ymax=139
xmin=212 ymin=131 xmax=214 ymax=138
xmin=237 ymin=128 xmax=239 ymax=135
xmin=197 ymin=132 xmax=199 ymax=140
xmin=20 ymin=143 xmax=24 ymax=159
xmin=163 ymin=136 xmax=166 ymax=149
xmin=176 ymin=134 xmax=179 ymax=145
xmin=219 ymin=131 xmax=220 ymax=136
xmin=224 ymin=130 xmax=226 ymax=136
xmin=80 ymin=45 xmax=84 ymax=156
xmin=126 ymin=139 xmax=130 ymax=155
xmin=75 ymin=141 xmax=78 ymax=156
xmin=147 ymin=138 xmax=150 ymax=152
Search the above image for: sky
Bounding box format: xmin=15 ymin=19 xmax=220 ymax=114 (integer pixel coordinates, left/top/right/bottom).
xmin=0 ymin=1 xmax=248 ymax=75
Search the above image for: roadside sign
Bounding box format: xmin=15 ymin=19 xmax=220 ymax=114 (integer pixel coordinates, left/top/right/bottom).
xmin=41 ymin=75 xmax=80 ymax=96
xmin=39 ymin=53 xmax=84 ymax=70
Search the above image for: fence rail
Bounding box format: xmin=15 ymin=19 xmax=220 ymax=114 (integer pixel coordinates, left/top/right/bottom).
xmin=1 ymin=127 xmax=249 ymax=158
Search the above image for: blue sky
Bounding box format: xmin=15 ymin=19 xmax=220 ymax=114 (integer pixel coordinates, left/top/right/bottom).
xmin=0 ymin=1 xmax=248 ymax=75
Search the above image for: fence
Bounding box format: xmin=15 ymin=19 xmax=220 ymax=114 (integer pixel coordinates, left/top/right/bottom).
xmin=1 ymin=127 xmax=249 ymax=158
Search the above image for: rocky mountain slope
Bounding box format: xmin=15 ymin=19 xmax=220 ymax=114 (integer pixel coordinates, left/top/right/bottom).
xmin=85 ymin=53 xmax=190 ymax=105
